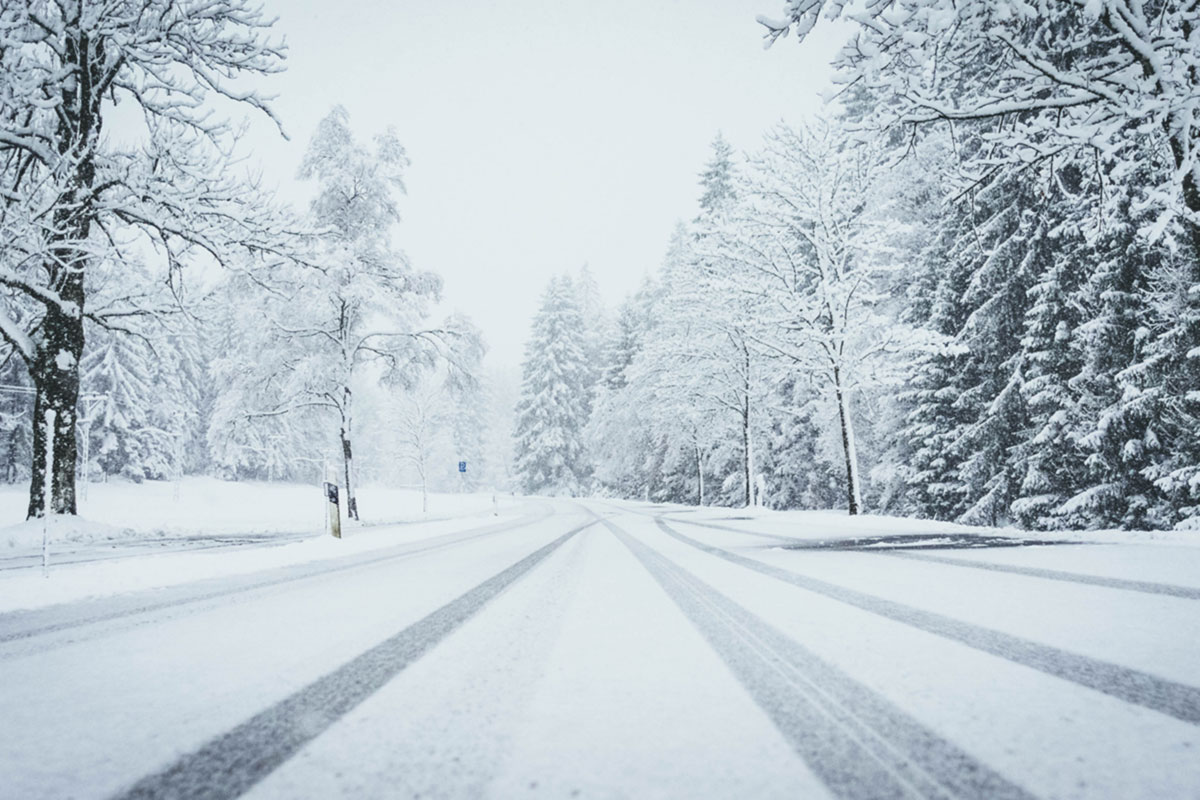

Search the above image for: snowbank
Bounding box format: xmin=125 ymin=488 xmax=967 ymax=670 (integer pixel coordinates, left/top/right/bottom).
xmin=637 ymin=503 xmax=1200 ymax=548
xmin=0 ymin=477 xmax=507 ymax=549
xmin=0 ymin=507 xmax=532 ymax=613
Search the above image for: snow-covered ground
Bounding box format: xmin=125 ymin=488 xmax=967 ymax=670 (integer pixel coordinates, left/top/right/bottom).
xmin=0 ymin=477 xmax=507 ymax=546
xmin=651 ymin=501 xmax=1200 ymax=548
xmin=0 ymin=478 xmax=519 ymax=612
xmin=1 ymin=497 xmax=1198 ymax=798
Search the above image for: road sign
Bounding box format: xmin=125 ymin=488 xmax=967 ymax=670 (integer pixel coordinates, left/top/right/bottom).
xmin=458 ymin=461 xmax=467 ymax=473
xmin=324 ymin=482 xmax=339 ymax=504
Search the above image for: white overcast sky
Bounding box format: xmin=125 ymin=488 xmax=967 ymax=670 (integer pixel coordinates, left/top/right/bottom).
xmin=243 ymin=0 xmax=842 ymax=370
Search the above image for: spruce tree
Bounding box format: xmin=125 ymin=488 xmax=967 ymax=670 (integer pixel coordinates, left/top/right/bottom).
xmin=697 ymin=133 xmax=737 ymax=217
xmin=513 ymin=276 xmax=593 ymax=495
xmin=898 ymin=214 xmax=974 ymax=520
xmin=1066 ymin=195 xmax=1164 ymax=528
xmin=1011 ymin=174 xmax=1092 ymax=529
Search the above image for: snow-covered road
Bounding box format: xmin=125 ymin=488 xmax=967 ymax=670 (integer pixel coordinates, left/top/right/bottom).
xmin=2 ymin=500 xmax=1198 ymax=799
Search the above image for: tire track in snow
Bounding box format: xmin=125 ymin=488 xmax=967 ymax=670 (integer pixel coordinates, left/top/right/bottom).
xmin=659 ymin=512 xmax=801 ymax=544
xmin=0 ymin=532 xmax=318 ymax=573
xmin=110 ymin=517 xmax=595 ymax=800
xmin=597 ymin=512 xmax=1034 ymax=800
xmin=0 ymin=505 xmax=553 ymax=647
xmin=661 ymin=510 xmax=1200 ymax=601
xmin=880 ymin=550 xmax=1200 ymax=600
xmin=655 ymin=517 xmax=1200 ymax=727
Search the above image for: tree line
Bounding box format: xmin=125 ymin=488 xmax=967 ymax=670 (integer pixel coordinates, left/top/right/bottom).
xmin=515 ymin=2 xmax=1200 ymax=530
xmin=0 ymin=2 xmax=489 ymax=520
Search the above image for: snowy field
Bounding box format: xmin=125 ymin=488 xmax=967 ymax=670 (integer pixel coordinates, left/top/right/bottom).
xmin=1 ymin=498 xmax=1198 ymax=798
xmin=0 ymin=477 xmax=505 ymax=544
xmin=0 ymin=479 xmax=516 ymax=612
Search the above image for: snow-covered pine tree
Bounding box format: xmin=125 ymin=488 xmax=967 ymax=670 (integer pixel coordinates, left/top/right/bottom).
xmin=1010 ymin=167 xmax=1094 ymax=529
xmin=574 ymin=264 xmax=609 ymax=419
xmin=0 ymin=359 xmax=31 ymax=484
xmin=767 ymin=376 xmax=843 ymax=510
xmin=896 ymin=213 xmax=975 ymax=520
xmin=929 ymin=171 xmax=1040 ymax=527
xmin=77 ymin=320 xmax=202 ymax=485
xmin=163 ymin=326 xmax=211 ymax=477
xmin=587 ymin=276 xmax=668 ymax=501
xmin=761 ymin=2 xmax=1200 ymax=278
xmin=514 ymin=276 xmax=593 ymax=495
xmin=1065 ymin=191 xmax=1166 ymax=529
xmin=1134 ymin=247 xmax=1200 ymax=527
xmin=697 ymin=133 xmax=737 ymax=218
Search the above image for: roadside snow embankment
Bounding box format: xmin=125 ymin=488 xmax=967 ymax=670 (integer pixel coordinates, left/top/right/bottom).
xmin=0 ymin=511 xmax=529 ymax=614
xmin=0 ymin=477 xmax=506 ymax=549
xmin=637 ymin=503 xmax=1200 ymax=548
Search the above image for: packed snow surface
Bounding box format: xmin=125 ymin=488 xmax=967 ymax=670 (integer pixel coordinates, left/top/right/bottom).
xmin=0 ymin=496 xmax=1197 ymax=798
xmin=0 ymin=478 xmax=514 ymax=611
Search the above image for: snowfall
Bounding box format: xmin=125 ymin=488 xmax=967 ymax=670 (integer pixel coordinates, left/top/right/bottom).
xmin=1 ymin=479 xmax=1198 ymax=799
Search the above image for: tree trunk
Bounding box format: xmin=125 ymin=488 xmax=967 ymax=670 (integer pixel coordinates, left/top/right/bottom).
xmin=833 ymin=367 xmax=862 ymax=515
xmin=741 ymin=409 xmax=750 ymax=507
xmin=27 ymin=176 xmax=88 ymax=518
xmin=26 ymin=26 xmax=100 ymax=520
xmin=340 ymin=386 xmax=359 ymax=520
xmin=27 ymin=307 xmax=84 ymax=517
xmin=695 ymin=442 xmax=705 ymax=506
xmin=740 ymin=342 xmax=755 ymax=508
xmin=26 ymin=27 xmax=100 ymax=518
xmin=421 ymin=464 xmax=428 ymax=514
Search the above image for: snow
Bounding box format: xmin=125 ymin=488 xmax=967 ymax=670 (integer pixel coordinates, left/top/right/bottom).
xmin=1 ymin=499 xmax=1199 ymax=798
xmin=648 ymin=501 xmax=1200 ymax=548
xmin=0 ymin=511 xmax=571 ymax=799
xmin=0 ymin=476 xmax=503 ymax=545
xmin=0 ymin=305 xmax=34 ymax=359
xmin=0 ymin=477 xmax=518 ymax=612
xmin=247 ymin=518 xmax=827 ymax=799
xmin=632 ymin=506 xmax=1200 ymax=799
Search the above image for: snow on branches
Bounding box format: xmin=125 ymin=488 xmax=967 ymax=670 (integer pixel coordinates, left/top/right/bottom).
xmin=759 ymin=0 xmax=1200 ymax=247
xmin=0 ymin=0 xmax=294 ymax=517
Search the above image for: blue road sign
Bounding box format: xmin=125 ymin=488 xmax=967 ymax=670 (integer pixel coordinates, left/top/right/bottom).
xmin=458 ymin=461 xmax=467 ymax=473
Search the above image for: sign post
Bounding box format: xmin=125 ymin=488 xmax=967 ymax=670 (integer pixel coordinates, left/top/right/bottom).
xmin=323 ymin=467 xmax=341 ymax=539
